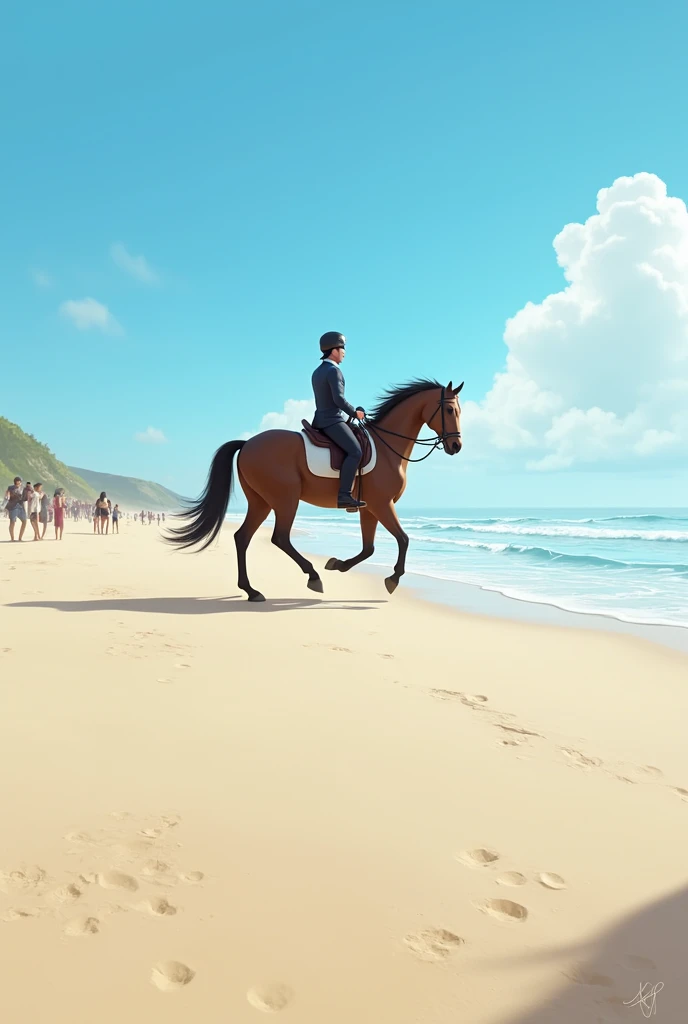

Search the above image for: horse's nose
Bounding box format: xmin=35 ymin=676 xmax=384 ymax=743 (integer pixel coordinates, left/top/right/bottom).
xmin=452 ymin=440 xmax=462 ymax=454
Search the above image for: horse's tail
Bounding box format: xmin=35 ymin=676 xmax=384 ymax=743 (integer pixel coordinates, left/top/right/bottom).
xmin=165 ymin=439 xmax=246 ymax=551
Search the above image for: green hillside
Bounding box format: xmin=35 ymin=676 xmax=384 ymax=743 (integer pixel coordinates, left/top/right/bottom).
xmin=69 ymin=467 xmax=182 ymax=511
xmin=1 ymin=415 xmax=183 ymax=510
xmin=0 ymin=417 xmax=95 ymax=499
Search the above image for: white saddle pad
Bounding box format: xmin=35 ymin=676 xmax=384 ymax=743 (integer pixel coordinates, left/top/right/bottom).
xmin=300 ymin=430 xmax=377 ymax=479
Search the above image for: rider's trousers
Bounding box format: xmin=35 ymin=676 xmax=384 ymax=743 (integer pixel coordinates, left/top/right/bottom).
xmin=321 ymin=421 xmax=362 ymax=497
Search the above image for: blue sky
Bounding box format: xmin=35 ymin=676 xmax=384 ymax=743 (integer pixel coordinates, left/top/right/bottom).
xmin=3 ymin=0 xmax=688 ymax=507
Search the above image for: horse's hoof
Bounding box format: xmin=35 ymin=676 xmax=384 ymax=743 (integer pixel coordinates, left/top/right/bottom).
xmin=308 ymin=578 xmax=324 ymax=593
xmin=324 ymin=557 xmax=339 ymax=571
xmin=384 ymin=576 xmax=398 ymax=595
xmin=247 ymin=591 xmax=266 ymax=602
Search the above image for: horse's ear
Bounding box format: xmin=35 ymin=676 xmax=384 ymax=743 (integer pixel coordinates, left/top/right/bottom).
xmin=446 ymin=380 xmax=453 ymax=394
xmin=453 ymin=382 xmax=464 ymax=395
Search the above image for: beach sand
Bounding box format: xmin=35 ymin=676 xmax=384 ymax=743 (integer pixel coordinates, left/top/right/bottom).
xmin=1 ymin=519 xmax=686 ymax=1022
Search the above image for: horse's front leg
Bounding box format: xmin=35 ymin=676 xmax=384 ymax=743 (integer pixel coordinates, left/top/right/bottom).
xmin=372 ymin=502 xmax=409 ymax=594
xmin=325 ymin=509 xmax=378 ymax=573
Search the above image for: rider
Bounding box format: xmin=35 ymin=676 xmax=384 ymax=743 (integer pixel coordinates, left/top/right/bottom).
xmin=311 ymin=332 xmax=367 ymax=510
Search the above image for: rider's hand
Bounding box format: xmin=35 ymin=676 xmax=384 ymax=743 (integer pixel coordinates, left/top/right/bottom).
xmin=355 ymin=408 xmax=365 ymax=420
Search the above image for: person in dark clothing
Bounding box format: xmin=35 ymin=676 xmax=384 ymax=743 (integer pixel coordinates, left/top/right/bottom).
xmin=311 ymin=332 xmax=366 ymax=510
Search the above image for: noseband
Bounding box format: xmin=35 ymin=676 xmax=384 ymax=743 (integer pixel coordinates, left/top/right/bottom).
xmin=365 ymin=388 xmax=461 ymax=464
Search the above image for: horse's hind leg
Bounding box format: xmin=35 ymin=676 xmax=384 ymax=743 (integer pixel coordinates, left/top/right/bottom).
xmin=325 ymin=508 xmax=378 ymax=573
xmin=271 ymin=500 xmax=323 ymax=593
xmin=234 ymin=485 xmax=270 ymax=602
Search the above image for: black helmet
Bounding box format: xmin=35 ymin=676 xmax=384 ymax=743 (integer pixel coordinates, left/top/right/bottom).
xmin=319 ymin=331 xmax=346 ymax=354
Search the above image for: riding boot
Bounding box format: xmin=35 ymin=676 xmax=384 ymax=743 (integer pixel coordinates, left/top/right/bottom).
xmin=337 ymin=493 xmax=367 ymax=509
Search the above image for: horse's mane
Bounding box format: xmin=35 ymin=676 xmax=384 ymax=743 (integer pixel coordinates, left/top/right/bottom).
xmin=366 ymin=378 xmax=443 ymax=426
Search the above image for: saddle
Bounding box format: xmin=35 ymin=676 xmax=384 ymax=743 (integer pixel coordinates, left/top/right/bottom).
xmin=301 ymin=420 xmax=374 ymax=474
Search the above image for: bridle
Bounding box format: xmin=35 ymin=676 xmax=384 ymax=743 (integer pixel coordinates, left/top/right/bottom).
xmin=364 ymin=388 xmax=462 ymax=463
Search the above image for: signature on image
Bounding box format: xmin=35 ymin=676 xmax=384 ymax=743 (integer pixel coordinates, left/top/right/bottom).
xmin=623 ymin=981 xmax=664 ymax=1018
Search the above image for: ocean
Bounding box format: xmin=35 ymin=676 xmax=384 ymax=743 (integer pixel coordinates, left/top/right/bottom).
xmin=273 ymin=507 xmax=688 ymax=631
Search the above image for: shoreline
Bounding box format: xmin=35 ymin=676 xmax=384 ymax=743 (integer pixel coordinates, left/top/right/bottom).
xmin=225 ymin=511 xmax=688 ymax=655
xmin=354 ymin=559 xmax=688 ymax=656
xmin=286 ymin=525 xmax=688 ymax=657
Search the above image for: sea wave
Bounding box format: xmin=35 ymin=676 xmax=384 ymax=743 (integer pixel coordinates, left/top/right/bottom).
xmin=410 ymin=522 xmax=688 ymax=542
xmin=417 ymin=536 xmax=688 ymax=572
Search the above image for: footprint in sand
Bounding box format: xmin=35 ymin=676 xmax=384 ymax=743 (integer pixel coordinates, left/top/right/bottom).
xmin=476 ymin=899 xmax=528 ymax=923
xmin=151 ymin=961 xmax=195 ymax=992
xmin=303 ymin=643 xmax=352 ymax=654
xmin=497 ymin=871 xmax=527 ymax=887
xmin=2 ymin=907 xmax=44 ymax=921
xmin=139 ymin=896 xmax=177 ymax=917
xmin=64 ymin=915 xmax=100 ymax=937
xmin=174 ymin=663 xmax=192 ymax=670
xmin=672 ymin=787 xmax=688 ymax=801
xmin=538 ymin=872 xmax=567 ymax=890
xmin=560 ymin=747 xmax=603 ymax=770
xmin=457 ymin=848 xmax=500 ymax=868
xmin=430 ymin=689 xmax=488 ymax=708
xmin=247 ymin=983 xmax=295 ymax=1012
xmin=138 ymin=828 xmax=163 ymax=840
xmin=404 ymin=928 xmax=464 ymax=961
xmin=1 ymin=865 xmax=48 ymax=891
xmin=50 ymin=882 xmax=83 ymax=904
xmin=179 ymin=870 xmax=204 ymax=884
xmin=564 ymin=964 xmax=613 ymax=987
xmin=496 ymin=724 xmax=543 ymax=739
xmin=620 ymin=954 xmax=657 ymax=971
xmin=98 ymin=870 xmax=138 ymax=892
xmin=142 ymin=860 xmax=173 ymax=878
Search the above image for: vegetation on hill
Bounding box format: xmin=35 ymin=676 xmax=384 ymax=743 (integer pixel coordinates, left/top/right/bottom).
xmin=69 ymin=467 xmax=183 ymax=511
xmin=1 ymin=415 xmax=183 ymax=510
xmin=0 ymin=417 xmax=95 ymax=499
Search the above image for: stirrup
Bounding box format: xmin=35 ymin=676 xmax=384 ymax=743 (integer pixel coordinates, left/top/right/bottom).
xmin=337 ymin=495 xmax=367 ymax=509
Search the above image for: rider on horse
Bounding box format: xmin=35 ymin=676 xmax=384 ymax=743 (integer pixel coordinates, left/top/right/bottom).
xmin=311 ymin=332 xmax=367 ymax=510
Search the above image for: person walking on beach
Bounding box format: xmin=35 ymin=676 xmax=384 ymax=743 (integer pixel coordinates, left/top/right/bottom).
xmin=39 ymin=485 xmax=50 ymax=538
xmin=112 ymin=504 xmax=120 ymax=533
xmin=4 ymin=477 xmax=27 ymax=541
xmin=96 ymin=492 xmax=110 ymax=534
xmin=311 ymin=332 xmax=367 ymax=510
xmin=28 ymin=483 xmax=43 ymax=541
xmin=53 ymin=488 xmax=65 ymax=540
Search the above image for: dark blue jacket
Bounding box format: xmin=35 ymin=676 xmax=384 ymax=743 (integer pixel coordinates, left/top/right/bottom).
xmin=311 ymin=360 xmax=358 ymax=428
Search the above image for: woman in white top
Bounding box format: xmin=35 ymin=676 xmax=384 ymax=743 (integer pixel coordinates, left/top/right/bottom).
xmin=28 ymin=483 xmax=43 ymax=541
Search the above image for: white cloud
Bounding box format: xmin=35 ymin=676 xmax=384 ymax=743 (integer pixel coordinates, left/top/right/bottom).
xmin=464 ymin=172 xmax=688 ymax=470
xmin=31 ymin=268 xmax=53 ymax=288
xmin=59 ymin=297 xmax=122 ymax=334
xmin=135 ymin=426 xmax=167 ymax=444
xmin=242 ymin=398 xmax=315 ymax=438
xmin=111 ymin=242 xmax=160 ymax=284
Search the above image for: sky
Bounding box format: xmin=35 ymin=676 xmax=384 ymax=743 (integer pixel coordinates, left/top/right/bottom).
xmin=2 ymin=0 xmax=688 ymax=507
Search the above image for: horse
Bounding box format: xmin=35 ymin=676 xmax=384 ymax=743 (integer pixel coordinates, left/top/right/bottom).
xmin=166 ymin=378 xmax=463 ymax=601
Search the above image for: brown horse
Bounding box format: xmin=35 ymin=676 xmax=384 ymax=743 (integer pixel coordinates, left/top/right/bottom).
xmin=167 ymin=378 xmax=463 ymax=601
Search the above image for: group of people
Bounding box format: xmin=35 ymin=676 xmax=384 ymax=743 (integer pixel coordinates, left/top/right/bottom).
xmin=1 ymin=477 xmax=123 ymax=541
xmin=134 ymin=510 xmax=165 ymax=526
xmin=2 ymin=478 xmax=66 ymax=541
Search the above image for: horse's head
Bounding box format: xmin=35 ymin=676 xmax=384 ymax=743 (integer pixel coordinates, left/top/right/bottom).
xmin=423 ymin=381 xmax=463 ymax=455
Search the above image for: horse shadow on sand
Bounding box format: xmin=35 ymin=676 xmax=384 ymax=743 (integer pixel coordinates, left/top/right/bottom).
xmin=8 ymin=596 xmax=386 ymax=615
xmin=486 ymin=883 xmax=686 ymax=1022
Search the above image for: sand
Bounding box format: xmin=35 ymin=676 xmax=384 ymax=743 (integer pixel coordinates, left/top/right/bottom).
xmin=1 ymin=517 xmax=686 ymax=1022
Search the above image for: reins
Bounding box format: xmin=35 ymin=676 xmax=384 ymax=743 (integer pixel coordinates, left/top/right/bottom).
xmin=363 ymin=390 xmax=461 ymax=463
